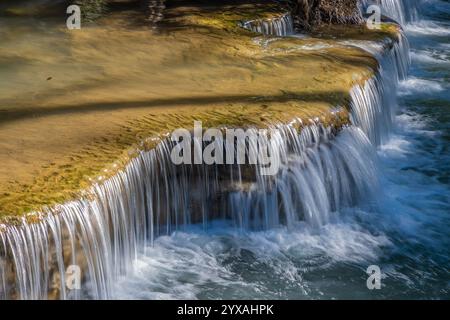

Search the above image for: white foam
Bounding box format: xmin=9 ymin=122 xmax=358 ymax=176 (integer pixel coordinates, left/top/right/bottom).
xmin=398 ymin=77 xmax=444 ymax=96
xmin=375 ymin=108 xmax=449 ymax=247
xmin=112 ymin=221 xmax=391 ymax=299
xmin=410 ymin=50 xmax=450 ymax=65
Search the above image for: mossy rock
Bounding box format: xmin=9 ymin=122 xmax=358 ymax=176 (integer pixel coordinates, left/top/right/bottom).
xmin=75 ymin=0 xmax=108 ymax=20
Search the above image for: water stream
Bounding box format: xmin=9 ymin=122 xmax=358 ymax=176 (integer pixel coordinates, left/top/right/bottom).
xmin=0 ymin=0 xmax=449 ymax=299
xmin=112 ymin=0 xmax=450 ymax=299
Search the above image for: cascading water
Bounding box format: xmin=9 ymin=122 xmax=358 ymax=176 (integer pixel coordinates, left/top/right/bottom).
xmin=360 ymin=0 xmax=421 ymax=25
xmin=0 ymin=2 xmax=409 ymax=300
xmin=0 ymin=40 xmax=399 ymax=299
xmin=115 ymin=0 xmax=449 ymax=299
xmin=1 ymin=0 xmax=449 ymax=300
xmin=240 ymin=13 xmax=294 ymax=36
xmin=344 ymin=29 xmax=410 ymax=145
xmin=0 ymin=114 xmax=380 ymax=299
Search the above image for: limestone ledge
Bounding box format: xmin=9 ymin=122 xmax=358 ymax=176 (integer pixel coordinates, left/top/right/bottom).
xmin=0 ymin=1 xmax=401 ymax=222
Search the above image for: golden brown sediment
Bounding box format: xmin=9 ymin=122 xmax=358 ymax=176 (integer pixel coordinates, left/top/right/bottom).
xmin=0 ymin=1 xmax=400 ymax=221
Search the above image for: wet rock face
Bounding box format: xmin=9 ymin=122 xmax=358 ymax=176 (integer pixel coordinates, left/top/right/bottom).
xmin=293 ymin=0 xmax=363 ymax=30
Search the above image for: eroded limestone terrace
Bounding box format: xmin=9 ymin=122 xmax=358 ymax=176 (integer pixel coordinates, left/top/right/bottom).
xmin=0 ymin=0 xmax=399 ymax=220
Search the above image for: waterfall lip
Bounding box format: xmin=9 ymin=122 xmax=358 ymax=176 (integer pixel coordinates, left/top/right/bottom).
xmin=0 ymin=108 xmax=356 ymax=300
xmin=0 ymin=110 xmax=350 ymax=228
xmin=239 ymin=13 xmax=290 ymax=28
xmin=239 ymin=12 xmax=295 ymax=37
xmin=0 ymin=74 xmax=395 ymax=300
xmin=0 ymin=11 xmax=404 ymax=222
xmin=340 ymin=24 xmax=410 ymax=79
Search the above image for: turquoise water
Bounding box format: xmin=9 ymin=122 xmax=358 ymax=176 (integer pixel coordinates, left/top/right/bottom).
xmin=113 ymin=1 xmax=450 ymax=299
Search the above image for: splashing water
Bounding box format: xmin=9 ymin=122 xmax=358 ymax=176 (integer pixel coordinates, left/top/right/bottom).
xmin=240 ymin=13 xmax=294 ymax=37
xmin=113 ymin=0 xmax=450 ymax=299
xmin=0 ymin=116 xmax=380 ymax=299
xmin=1 ymin=0 xmax=449 ymax=300
xmin=360 ymin=0 xmax=421 ymax=25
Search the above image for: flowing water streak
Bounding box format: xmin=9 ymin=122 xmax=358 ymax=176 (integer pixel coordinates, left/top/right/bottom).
xmin=240 ymin=13 xmax=294 ymax=36
xmin=0 ymin=114 xmax=382 ymax=299
xmin=0 ymin=2 xmax=417 ymax=300
xmin=346 ymin=29 xmax=410 ymax=145
xmin=115 ymin=1 xmax=450 ymax=299
xmin=360 ymin=0 xmax=421 ymax=25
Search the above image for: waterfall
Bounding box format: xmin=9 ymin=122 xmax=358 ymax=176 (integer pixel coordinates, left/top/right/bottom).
xmin=0 ymin=2 xmax=416 ymax=301
xmin=345 ymin=30 xmax=410 ymax=145
xmin=240 ymin=13 xmax=294 ymax=36
xmin=360 ymin=0 xmax=421 ymax=25
xmin=0 ymin=115 xmax=380 ymax=299
xmin=227 ymin=125 xmax=378 ymax=229
xmin=144 ymin=0 xmax=166 ymax=25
